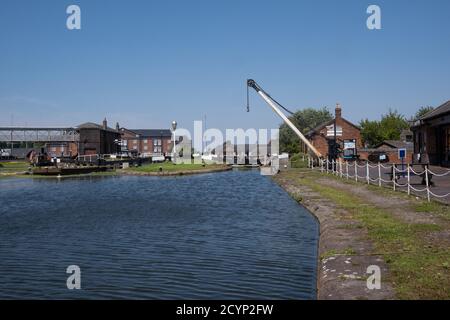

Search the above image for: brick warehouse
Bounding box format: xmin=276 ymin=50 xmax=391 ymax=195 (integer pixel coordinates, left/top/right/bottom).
xmin=77 ymin=119 xmax=121 ymax=155
xmin=47 ymin=119 xmax=122 ymax=157
xmin=306 ymin=104 xmax=362 ymax=158
xmin=120 ymin=128 xmax=173 ymax=156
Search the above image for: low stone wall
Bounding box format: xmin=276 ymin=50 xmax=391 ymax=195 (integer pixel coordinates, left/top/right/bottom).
xmin=119 ymin=166 xmax=232 ymax=177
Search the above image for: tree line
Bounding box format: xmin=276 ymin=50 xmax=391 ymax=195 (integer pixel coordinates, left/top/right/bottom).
xmin=280 ymin=106 xmax=434 ymax=154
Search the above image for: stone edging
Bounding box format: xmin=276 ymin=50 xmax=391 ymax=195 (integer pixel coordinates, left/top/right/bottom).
xmin=118 ymin=166 xmax=232 ymax=177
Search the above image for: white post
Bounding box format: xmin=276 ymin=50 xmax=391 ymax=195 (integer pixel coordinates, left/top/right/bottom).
xmin=326 ymin=160 xmax=329 ymax=174
xmin=321 ymin=159 xmax=324 ymax=173
xmin=346 ymin=161 xmax=349 ymax=180
xmin=355 ymin=161 xmax=358 ymax=182
xmin=366 ymin=161 xmax=370 ymax=185
xmin=425 ymin=166 xmax=430 ymax=202
xmin=407 ymin=164 xmax=411 ymax=195
xmin=378 ymin=162 xmax=381 ymax=187
xmin=392 ymin=164 xmax=396 ymax=191
xmin=340 ymin=160 xmax=343 ymax=178
xmin=173 ymin=131 xmax=176 ymax=160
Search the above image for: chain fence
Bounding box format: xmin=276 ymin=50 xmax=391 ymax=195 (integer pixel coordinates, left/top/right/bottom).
xmin=304 ymin=156 xmax=450 ymax=203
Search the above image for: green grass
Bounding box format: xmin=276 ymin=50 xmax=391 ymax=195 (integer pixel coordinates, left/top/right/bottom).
xmin=415 ymin=202 xmax=450 ymax=221
xmin=289 ymin=153 xmax=309 ymax=168
xmin=290 ymin=170 xmax=450 ymax=299
xmin=321 ymin=247 xmax=357 ymax=260
xmin=126 ymin=162 xmax=227 ymax=173
xmin=0 ymin=161 xmax=30 ymax=173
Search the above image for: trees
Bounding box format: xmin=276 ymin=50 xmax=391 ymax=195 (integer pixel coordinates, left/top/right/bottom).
xmin=279 ymin=107 xmax=333 ymax=154
xmin=360 ymin=109 xmax=409 ymax=147
xmin=415 ymin=106 xmax=434 ymax=120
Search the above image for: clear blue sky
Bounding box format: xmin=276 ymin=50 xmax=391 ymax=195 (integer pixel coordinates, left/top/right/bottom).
xmin=1 ymin=0 xmax=449 ymax=133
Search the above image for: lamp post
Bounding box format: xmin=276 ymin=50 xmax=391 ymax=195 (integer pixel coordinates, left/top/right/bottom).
xmin=171 ymin=121 xmax=177 ymax=161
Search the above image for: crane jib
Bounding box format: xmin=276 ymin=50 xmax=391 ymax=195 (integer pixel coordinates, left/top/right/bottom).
xmin=246 ymin=79 xmax=323 ymax=159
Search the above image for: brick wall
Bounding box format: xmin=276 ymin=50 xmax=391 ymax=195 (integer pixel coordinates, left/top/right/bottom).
xmin=309 ymin=105 xmax=362 ymax=158
xmin=120 ymin=129 xmax=172 ymax=155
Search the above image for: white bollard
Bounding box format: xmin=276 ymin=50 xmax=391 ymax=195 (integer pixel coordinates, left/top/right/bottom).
xmin=392 ymin=165 xmax=396 ymax=191
xmin=346 ymin=161 xmax=349 ymax=180
xmin=407 ymin=164 xmax=411 ymax=195
xmin=378 ymin=162 xmax=381 ymax=187
xmin=366 ymin=161 xmax=370 ymax=185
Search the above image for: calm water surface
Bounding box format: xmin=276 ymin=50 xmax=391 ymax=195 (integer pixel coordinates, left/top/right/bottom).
xmin=0 ymin=170 xmax=318 ymax=299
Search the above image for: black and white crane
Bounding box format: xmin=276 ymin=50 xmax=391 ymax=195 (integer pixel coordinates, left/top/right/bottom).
xmin=246 ymin=79 xmax=323 ymax=158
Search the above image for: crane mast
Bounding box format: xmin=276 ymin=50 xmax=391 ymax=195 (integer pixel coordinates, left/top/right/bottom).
xmin=246 ymin=79 xmax=323 ymax=158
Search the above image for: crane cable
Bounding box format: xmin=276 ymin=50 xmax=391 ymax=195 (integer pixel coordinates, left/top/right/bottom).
xmin=246 ymin=81 xmax=295 ymax=115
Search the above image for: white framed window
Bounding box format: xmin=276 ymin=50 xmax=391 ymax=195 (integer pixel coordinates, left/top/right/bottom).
xmin=153 ymin=146 xmax=162 ymax=153
xmin=326 ymin=124 xmax=342 ymax=137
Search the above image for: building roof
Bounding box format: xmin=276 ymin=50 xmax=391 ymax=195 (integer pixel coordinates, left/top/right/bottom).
xmin=374 ymin=140 xmax=413 ymax=150
xmin=420 ymin=100 xmax=450 ymax=120
xmin=76 ymin=122 xmax=119 ymax=133
xmin=306 ymin=117 xmax=360 ymax=137
xmin=125 ymin=129 xmax=172 ymax=137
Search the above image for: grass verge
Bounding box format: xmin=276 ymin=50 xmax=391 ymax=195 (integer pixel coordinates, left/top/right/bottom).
xmin=0 ymin=161 xmax=29 ymax=173
xmin=290 ymin=169 xmax=450 ymax=299
xmin=126 ymin=162 xmax=228 ymax=173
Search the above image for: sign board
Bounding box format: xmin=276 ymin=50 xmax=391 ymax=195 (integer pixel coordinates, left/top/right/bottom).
xmin=344 ymin=141 xmax=356 ymax=149
xmin=398 ymin=148 xmax=406 ymax=159
xmin=343 ymin=139 xmax=357 ymax=159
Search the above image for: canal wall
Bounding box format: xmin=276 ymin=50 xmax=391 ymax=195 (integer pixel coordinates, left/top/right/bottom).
xmin=119 ymin=166 xmax=232 ymax=176
xmin=273 ymin=170 xmax=395 ymax=300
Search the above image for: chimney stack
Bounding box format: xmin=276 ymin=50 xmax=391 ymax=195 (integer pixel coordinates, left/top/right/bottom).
xmin=103 ymin=118 xmax=107 ymax=129
xmin=335 ymin=103 xmax=342 ymax=119
xmin=116 ymin=122 xmax=120 ymax=131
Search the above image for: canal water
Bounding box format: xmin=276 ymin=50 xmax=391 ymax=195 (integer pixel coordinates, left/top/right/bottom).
xmin=0 ymin=170 xmax=319 ymax=299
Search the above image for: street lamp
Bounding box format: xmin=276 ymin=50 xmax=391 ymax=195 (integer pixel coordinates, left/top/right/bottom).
xmin=171 ymin=121 xmax=177 ymax=161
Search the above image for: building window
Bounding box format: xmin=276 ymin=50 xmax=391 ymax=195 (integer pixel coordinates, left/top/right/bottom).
xmin=326 ymin=124 xmax=343 ymax=137
xmin=143 ymin=146 xmax=148 ymax=151
xmin=144 ymin=140 xmax=148 ymax=144
xmin=153 ymin=146 xmax=162 ymax=153
xmin=154 ymin=139 xmax=162 ymax=146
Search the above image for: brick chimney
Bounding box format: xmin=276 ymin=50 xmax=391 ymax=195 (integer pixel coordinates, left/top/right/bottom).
xmin=116 ymin=122 xmax=120 ymax=131
xmin=103 ymin=118 xmax=107 ymax=130
xmin=335 ymin=103 xmax=342 ymax=119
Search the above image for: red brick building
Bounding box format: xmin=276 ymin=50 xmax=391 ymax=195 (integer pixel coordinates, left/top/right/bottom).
xmin=411 ymin=100 xmax=450 ymax=167
xmin=306 ymin=104 xmax=362 ymax=158
xmin=77 ymin=119 xmax=121 ymax=156
xmin=120 ymin=128 xmax=173 ymax=156
xmin=46 ymin=142 xmax=78 ymax=158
